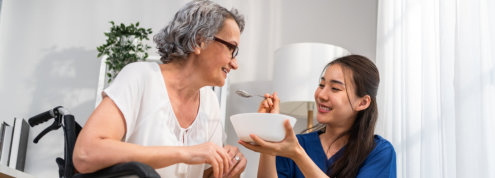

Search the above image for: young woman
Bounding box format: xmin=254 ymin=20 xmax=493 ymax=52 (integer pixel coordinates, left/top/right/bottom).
xmin=240 ymin=55 xmax=396 ymax=178
xmin=73 ymin=1 xmax=246 ymax=178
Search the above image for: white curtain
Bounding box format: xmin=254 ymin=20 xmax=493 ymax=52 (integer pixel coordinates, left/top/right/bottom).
xmin=376 ymin=0 xmax=495 ymax=177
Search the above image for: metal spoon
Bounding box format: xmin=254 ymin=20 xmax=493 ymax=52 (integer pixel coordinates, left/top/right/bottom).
xmin=235 ymin=90 xmax=265 ymax=98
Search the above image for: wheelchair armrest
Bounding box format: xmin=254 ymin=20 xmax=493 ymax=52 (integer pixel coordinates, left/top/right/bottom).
xmin=72 ymin=161 xmax=160 ymax=178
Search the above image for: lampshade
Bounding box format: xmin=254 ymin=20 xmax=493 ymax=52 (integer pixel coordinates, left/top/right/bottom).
xmin=273 ymin=43 xmax=350 ymax=128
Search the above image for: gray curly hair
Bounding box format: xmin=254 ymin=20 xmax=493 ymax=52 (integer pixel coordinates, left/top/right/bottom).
xmin=153 ymin=0 xmax=245 ymax=63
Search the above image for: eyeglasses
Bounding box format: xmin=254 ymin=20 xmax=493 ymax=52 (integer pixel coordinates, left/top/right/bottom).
xmin=213 ymin=36 xmax=239 ymax=59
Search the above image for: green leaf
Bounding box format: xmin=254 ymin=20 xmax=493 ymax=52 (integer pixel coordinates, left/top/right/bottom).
xmin=96 ymin=20 xmax=153 ymax=81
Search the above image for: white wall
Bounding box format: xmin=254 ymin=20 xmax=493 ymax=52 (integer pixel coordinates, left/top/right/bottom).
xmin=0 ymin=0 xmax=377 ymax=177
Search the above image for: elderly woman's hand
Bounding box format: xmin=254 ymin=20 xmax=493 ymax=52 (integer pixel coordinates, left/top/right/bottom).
xmin=257 ymin=92 xmax=280 ymax=114
xmin=223 ymin=145 xmax=246 ymax=177
xmin=184 ymin=142 xmax=231 ymax=178
xmin=203 ymin=145 xmax=246 ymax=178
xmin=238 ymin=120 xmax=303 ymax=160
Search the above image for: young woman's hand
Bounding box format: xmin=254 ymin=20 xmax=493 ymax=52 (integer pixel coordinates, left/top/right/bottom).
xmin=238 ymin=119 xmax=303 ymax=160
xmin=258 ymin=92 xmax=280 ymax=114
xmin=183 ymin=142 xmax=231 ymax=178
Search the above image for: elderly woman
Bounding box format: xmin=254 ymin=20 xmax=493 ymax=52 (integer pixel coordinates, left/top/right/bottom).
xmin=73 ymin=1 xmax=246 ymax=178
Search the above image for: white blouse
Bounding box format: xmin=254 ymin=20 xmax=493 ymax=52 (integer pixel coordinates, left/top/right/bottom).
xmin=103 ymin=62 xmax=224 ymax=178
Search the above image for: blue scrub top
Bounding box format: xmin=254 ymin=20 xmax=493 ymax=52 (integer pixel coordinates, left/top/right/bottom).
xmin=276 ymin=132 xmax=396 ymax=178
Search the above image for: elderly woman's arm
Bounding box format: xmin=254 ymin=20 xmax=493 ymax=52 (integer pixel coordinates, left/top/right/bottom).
xmin=73 ymin=96 xmax=231 ymax=178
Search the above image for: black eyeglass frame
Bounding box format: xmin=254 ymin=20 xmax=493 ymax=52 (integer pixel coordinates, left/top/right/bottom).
xmin=213 ymin=36 xmax=239 ymax=59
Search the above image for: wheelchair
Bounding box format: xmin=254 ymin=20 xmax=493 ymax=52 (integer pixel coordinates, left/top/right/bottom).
xmin=29 ymin=106 xmax=160 ymax=178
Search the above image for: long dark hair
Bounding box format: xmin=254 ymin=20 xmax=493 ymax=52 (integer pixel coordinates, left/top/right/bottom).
xmin=307 ymin=55 xmax=380 ymax=177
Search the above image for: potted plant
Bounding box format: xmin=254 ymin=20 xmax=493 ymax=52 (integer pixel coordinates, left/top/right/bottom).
xmin=96 ymin=21 xmax=153 ymax=83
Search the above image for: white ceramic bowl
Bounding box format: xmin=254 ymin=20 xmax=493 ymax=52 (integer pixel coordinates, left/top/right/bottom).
xmin=230 ymin=113 xmax=297 ymax=142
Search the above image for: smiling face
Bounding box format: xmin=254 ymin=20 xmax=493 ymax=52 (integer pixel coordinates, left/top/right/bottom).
xmin=195 ymin=18 xmax=241 ymax=87
xmin=314 ymin=64 xmax=364 ymax=128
